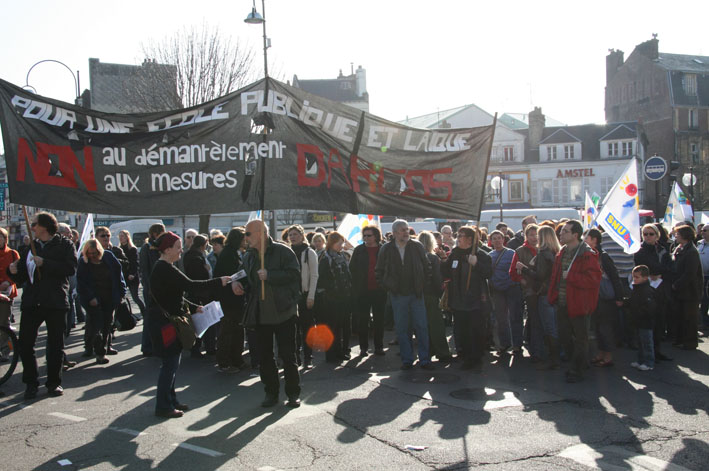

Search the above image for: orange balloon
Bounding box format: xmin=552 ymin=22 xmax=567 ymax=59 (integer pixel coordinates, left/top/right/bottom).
xmin=306 ymin=325 xmax=334 ymax=352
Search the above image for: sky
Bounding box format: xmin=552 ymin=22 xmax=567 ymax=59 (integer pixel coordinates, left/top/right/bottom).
xmin=1 ymin=0 xmax=707 ymax=139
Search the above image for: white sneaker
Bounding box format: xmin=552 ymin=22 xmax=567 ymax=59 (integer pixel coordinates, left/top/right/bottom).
xmin=637 ymin=364 xmax=653 ymax=371
xmin=630 ymin=362 xmax=640 ymax=369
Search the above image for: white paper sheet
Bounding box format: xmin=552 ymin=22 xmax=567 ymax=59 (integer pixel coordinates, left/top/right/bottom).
xmin=26 ymin=253 xmax=36 ymax=284
xmin=191 ymin=301 xmax=224 ymax=338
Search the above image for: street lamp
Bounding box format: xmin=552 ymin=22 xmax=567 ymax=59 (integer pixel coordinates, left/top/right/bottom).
xmin=682 ymin=170 xmax=696 ymax=208
xmin=245 ymin=0 xmax=276 ymax=240
xmin=490 ymin=173 xmax=505 ymax=223
xmin=25 ymin=59 xmax=82 ymax=106
xmin=244 ymin=0 xmax=270 ymax=79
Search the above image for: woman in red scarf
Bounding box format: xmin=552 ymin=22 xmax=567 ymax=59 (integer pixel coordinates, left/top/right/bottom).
xmin=0 ymin=227 xmax=19 ymax=362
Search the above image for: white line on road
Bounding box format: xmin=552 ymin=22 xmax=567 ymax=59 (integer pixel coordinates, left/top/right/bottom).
xmin=108 ymin=427 xmax=147 ymax=437
xmin=559 ymin=443 xmax=693 ymax=471
xmin=48 ymin=412 xmax=87 ymax=422
xmin=172 ymin=442 xmax=225 ymax=457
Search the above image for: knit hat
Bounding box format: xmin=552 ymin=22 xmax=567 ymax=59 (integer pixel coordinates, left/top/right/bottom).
xmin=156 ymin=231 xmax=180 ymax=252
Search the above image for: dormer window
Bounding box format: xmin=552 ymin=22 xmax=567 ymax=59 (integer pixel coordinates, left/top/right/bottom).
xmin=608 ymin=142 xmax=618 ymax=157
xmin=564 ymin=145 xmax=574 ymax=160
xmin=340 ymin=82 xmax=352 ymax=90
xmin=683 ymin=74 xmax=697 ymax=96
xmin=547 ymin=146 xmax=557 ymax=160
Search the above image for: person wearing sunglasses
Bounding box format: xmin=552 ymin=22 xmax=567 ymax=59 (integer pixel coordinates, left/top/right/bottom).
xmin=9 ymin=211 xmax=78 ymax=399
xmin=633 ymin=223 xmax=673 ymax=362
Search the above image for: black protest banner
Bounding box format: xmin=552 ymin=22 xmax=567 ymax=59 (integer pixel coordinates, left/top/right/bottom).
xmin=0 ymin=77 xmax=494 ymax=219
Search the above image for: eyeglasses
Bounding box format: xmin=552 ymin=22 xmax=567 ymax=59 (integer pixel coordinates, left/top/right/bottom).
xmin=362 ymin=234 xmax=374 ymax=238
xmin=98 ymin=234 xmax=110 ymax=238
xmin=245 ymin=232 xmax=252 ymax=237
xmin=643 ymin=232 xmax=657 ymax=236
xmin=30 ymin=222 xmax=37 ymax=227
xmin=702 ymin=229 xmax=709 ymax=233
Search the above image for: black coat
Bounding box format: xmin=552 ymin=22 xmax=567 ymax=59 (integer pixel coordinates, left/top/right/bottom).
xmin=600 ymin=249 xmax=626 ymax=301
xmin=671 ymin=242 xmax=703 ymax=300
xmin=521 ymin=247 xmax=555 ymax=296
xmin=625 ymin=281 xmax=656 ymax=329
xmin=349 ymin=243 xmax=382 ymax=296
xmin=120 ymin=243 xmax=140 ymax=282
xmin=9 ymin=234 xmax=77 ymax=310
xmin=634 ymin=242 xmax=671 ymax=278
xmin=441 ymin=247 xmax=492 ymax=311
xmin=184 ymin=249 xmax=212 ymax=304
xmin=375 ymin=239 xmax=431 ymax=298
xmin=213 ymin=244 xmax=245 ymax=311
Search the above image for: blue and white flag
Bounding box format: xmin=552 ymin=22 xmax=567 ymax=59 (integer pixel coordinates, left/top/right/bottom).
xmin=337 ymin=214 xmax=380 ymax=246
xmin=583 ymin=191 xmax=597 ymax=230
xmin=596 ymin=159 xmax=641 ymax=254
xmin=662 ymin=181 xmax=693 ymax=231
xmin=247 ymin=210 xmax=262 ymax=223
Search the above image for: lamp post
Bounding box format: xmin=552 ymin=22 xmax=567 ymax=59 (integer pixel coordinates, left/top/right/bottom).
xmin=244 ymin=0 xmax=270 ymax=79
xmin=25 ymin=59 xmax=82 ymax=106
xmin=682 ymin=169 xmax=696 ymax=222
xmin=490 ymin=173 xmax=505 ymax=223
xmin=245 ymin=0 xmax=277 ymax=252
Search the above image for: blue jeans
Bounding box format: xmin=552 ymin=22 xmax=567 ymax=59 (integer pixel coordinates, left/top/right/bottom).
xmin=156 ymin=351 xmax=181 ymax=411
xmin=537 ymin=295 xmax=557 ymax=338
xmin=492 ymin=285 xmax=523 ymax=349
xmin=637 ymin=328 xmax=655 ymax=368
xmin=390 ymin=293 xmax=430 ymax=365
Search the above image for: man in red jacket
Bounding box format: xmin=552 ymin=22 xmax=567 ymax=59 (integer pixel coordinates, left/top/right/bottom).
xmin=548 ymin=220 xmax=602 ymax=383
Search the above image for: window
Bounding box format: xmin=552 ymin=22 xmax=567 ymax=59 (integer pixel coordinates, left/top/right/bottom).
xmin=622 ymin=141 xmax=633 ymax=156
xmin=564 ymin=145 xmax=575 ymax=160
xmin=340 ymin=81 xmax=352 ymax=90
xmin=569 ymin=178 xmax=583 ymax=203
xmin=608 ymin=142 xmax=618 ymax=157
xmin=691 ymin=143 xmax=699 ymax=164
xmin=509 ymin=180 xmax=523 ymax=201
xmin=601 ymin=176 xmax=614 ymax=195
xmin=540 ymin=179 xmax=553 ymax=203
xmin=689 ymin=109 xmax=698 ymax=129
xmin=683 ymin=74 xmax=697 ymax=96
xmin=547 ymin=146 xmax=557 ymax=160
xmin=503 ymin=146 xmax=514 ymax=161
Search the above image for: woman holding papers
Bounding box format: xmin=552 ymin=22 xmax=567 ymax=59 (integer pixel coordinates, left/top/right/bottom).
xmin=148 ymin=231 xmax=236 ymax=419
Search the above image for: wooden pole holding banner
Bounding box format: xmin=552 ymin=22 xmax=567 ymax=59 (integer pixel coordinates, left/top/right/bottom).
xmin=22 ymin=206 xmax=40 ymax=280
xmin=466 ymin=229 xmax=479 ymax=291
xmin=261 ymin=222 xmax=265 ymax=300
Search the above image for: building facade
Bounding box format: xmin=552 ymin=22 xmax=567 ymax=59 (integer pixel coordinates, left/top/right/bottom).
xmin=605 ymin=37 xmax=709 ymax=214
xmin=292 ymin=65 xmax=369 ymax=113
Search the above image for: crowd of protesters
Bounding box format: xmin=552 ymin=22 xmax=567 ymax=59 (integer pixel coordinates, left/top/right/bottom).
xmin=3 ymin=211 xmax=707 ymax=417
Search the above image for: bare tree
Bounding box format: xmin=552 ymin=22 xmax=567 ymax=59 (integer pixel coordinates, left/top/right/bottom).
xmin=142 ymin=23 xmax=256 ymax=108
xmin=142 ymin=23 xmax=256 ymax=233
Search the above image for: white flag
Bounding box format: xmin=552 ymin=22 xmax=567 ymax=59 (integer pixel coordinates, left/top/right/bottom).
xmin=247 ymin=210 xmax=262 ymax=223
xmin=79 ymin=214 xmax=94 ymax=251
xmin=596 ymin=159 xmax=641 ymax=254
xmin=337 ymin=214 xmax=380 ymax=246
xmin=662 ymin=181 xmax=693 ymax=231
xmin=583 ymin=191 xmax=598 ymax=230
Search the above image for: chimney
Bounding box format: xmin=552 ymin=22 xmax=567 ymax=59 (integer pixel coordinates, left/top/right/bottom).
xmin=635 ymin=37 xmax=659 ymax=60
xmin=606 ymin=49 xmax=624 ymax=84
xmin=355 ymin=65 xmax=367 ymax=98
xmin=528 ymin=107 xmax=545 ymax=150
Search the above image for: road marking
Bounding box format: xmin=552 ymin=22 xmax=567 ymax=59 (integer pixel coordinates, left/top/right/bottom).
xmin=172 ymin=442 xmax=225 ymax=457
xmin=559 ymin=444 xmax=692 ymax=471
xmin=48 ymin=412 xmax=87 ymax=422
xmin=108 ymin=427 xmax=147 ymax=437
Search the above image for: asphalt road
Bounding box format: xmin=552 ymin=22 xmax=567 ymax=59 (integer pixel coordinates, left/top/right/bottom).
xmin=1 ymin=304 xmax=707 ymax=471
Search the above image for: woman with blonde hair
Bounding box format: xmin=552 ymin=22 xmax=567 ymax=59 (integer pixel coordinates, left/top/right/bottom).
xmin=517 ymin=225 xmax=561 ymax=369
xmin=77 ymin=239 xmax=126 ymax=365
xmin=418 ymin=231 xmax=452 ymax=362
xmin=317 ymin=231 xmax=352 ymax=363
